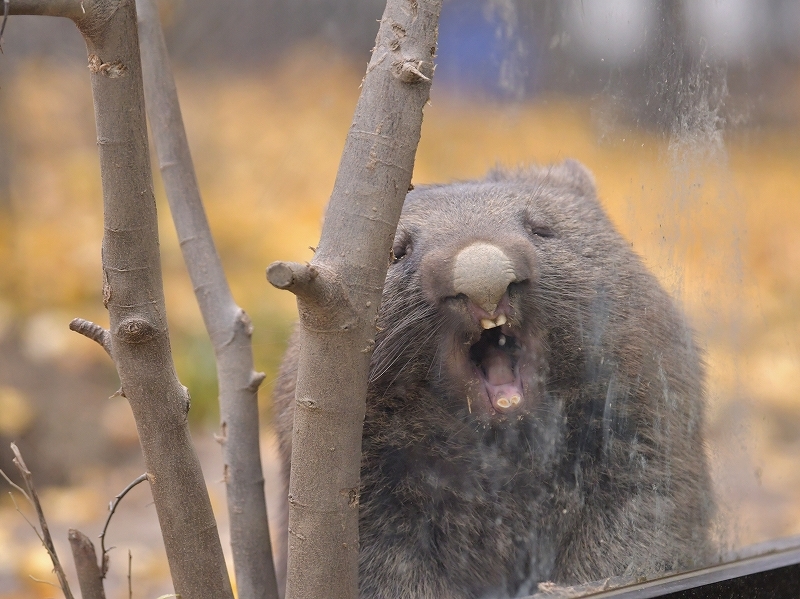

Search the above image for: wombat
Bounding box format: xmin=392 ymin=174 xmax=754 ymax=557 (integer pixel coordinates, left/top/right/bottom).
xmin=273 ymin=160 xmax=714 ymax=598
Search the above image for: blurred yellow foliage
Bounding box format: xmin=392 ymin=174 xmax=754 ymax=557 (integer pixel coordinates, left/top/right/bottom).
xmin=0 ymin=46 xmax=799 ymax=552
xmin=0 ymin=386 xmax=35 ymax=437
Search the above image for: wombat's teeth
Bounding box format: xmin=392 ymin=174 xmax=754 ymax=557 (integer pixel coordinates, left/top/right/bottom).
xmin=498 ymin=335 xmax=506 ymax=346
xmin=510 ymin=395 xmax=521 ymax=405
xmin=481 ymin=314 xmax=506 ymax=329
xmin=496 ymin=397 xmax=511 ymax=409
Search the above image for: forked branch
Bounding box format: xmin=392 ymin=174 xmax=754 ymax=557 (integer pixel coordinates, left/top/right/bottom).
xmin=6 ymin=443 xmax=75 ymax=599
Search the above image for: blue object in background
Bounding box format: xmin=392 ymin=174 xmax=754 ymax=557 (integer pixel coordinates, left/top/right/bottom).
xmin=435 ymin=0 xmax=536 ymax=98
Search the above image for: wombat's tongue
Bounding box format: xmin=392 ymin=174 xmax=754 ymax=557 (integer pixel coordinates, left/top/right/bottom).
xmin=480 ymin=345 xmax=523 ymax=412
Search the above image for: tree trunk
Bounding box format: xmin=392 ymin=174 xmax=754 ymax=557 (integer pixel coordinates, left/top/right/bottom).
xmin=7 ymin=2 xmax=235 ymax=597
xmin=267 ymin=1 xmax=442 ymax=598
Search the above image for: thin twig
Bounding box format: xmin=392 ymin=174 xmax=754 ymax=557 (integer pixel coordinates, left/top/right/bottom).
xmin=8 ymin=491 xmax=47 ymax=545
xmin=128 ymin=549 xmax=133 ymax=599
xmin=29 ymin=574 xmax=61 ymax=588
xmin=0 ymin=467 xmax=33 ymax=506
xmin=10 ymin=443 xmax=75 ymax=599
xmin=99 ymin=473 xmax=148 ymax=576
xmin=0 ymin=0 xmax=9 ymax=53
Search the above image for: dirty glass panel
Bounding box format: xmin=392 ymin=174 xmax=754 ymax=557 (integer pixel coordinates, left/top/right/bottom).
xmin=0 ymin=0 xmax=798 ymax=597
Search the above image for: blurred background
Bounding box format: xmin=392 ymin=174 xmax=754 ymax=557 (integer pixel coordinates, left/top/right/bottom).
xmin=0 ymin=0 xmax=799 ymax=596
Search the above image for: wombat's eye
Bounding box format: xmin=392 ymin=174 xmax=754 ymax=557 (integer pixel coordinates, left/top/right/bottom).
xmin=524 ymin=221 xmax=555 ymax=239
xmin=391 ymin=241 xmax=411 ymax=264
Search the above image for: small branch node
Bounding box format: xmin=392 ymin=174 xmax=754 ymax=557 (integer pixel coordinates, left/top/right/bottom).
xmin=182 ymin=386 xmax=191 ymax=415
xmin=236 ymin=309 xmax=254 ymax=336
xmin=88 ymin=54 xmax=128 ymax=79
xmin=214 ymin=421 xmax=227 ymax=445
xmin=247 ymin=371 xmax=266 ymax=392
xmin=115 ymin=317 xmax=158 ymax=344
xmin=221 ymin=464 xmax=230 ymax=485
xmin=70 ymin=318 xmax=113 ymax=358
xmin=393 ymin=58 xmax=431 ymax=83
xmin=296 ymin=397 xmax=320 ymax=411
xmin=102 ymin=275 xmax=112 ymax=308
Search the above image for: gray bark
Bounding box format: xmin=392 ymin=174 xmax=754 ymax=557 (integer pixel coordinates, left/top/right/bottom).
xmin=68 ymin=529 xmax=106 ymax=599
xmin=266 ymin=1 xmax=442 ymax=598
xmin=8 ymin=1 xmax=234 ymax=597
xmin=135 ymin=0 xmax=278 ymax=598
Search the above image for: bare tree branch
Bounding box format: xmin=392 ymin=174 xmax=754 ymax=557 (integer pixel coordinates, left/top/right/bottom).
xmin=78 ymin=1 xmax=234 ymax=595
xmin=2 ymin=1 xmax=237 ymax=597
xmin=7 ymin=0 xmax=88 ymax=20
xmin=70 ymin=317 xmax=113 ymax=358
xmin=99 ymin=472 xmax=147 ymax=574
xmin=268 ymin=0 xmax=442 ymax=598
xmin=10 ymin=443 xmax=75 ymax=599
xmin=69 ymin=529 xmax=106 ymax=599
xmin=135 ymin=0 xmax=278 ymax=597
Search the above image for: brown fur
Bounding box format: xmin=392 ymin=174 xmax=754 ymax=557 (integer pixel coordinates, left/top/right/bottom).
xmin=273 ymin=160 xmax=714 ymax=598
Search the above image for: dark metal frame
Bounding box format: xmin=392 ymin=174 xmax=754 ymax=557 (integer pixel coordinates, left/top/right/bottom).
xmin=530 ymin=536 xmax=800 ymax=599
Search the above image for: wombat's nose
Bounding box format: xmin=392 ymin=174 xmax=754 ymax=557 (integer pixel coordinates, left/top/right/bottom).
xmin=452 ymin=242 xmax=516 ymax=315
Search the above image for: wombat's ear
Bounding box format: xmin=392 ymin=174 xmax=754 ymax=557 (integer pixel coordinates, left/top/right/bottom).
xmin=553 ymin=159 xmax=597 ymax=198
xmin=485 ymin=164 xmax=515 ymax=182
xmin=485 ymin=160 xmax=597 ymax=198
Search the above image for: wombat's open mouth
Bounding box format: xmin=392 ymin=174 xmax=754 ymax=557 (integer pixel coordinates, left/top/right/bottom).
xmin=469 ymin=327 xmax=524 ymax=413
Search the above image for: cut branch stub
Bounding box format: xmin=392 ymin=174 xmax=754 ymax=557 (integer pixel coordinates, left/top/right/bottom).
xmin=68 ymin=529 xmax=106 ymax=599
xmin=392 ymin=58 xmax=432 ymax=83
xmin=69 ymin=317 xmax=113 ymax=358
xmin=267 ymin=261 xmax=318 ymax=293
xmin=268 ymin=262 xmax=357 ymax=333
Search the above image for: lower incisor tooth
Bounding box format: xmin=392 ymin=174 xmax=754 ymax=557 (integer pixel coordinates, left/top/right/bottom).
xmin=496 ymin=397 xmax=511 ymax=408
xmin=510 ymin=395 xmax=521 ymax=405
xmin=495 ymin=314 xmax=507 ymax=326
